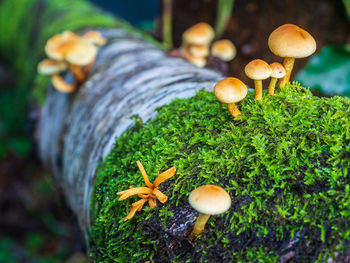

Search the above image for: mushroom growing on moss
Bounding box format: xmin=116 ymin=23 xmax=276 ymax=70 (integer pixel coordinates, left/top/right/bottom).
xmin=214 ymin=77 xmax=248 ymax=118
xmin=211 ymin=39 xmax=236 ymax=62
xmin=268 ymin=24 xmax=316 ymax=86
xmin=268 ymin=62 xmax=286 ymax=95
xmin=188 ymin=185 xmax=231 ymax=239
xmin=244 ymin=59 xmax=272 ymax=100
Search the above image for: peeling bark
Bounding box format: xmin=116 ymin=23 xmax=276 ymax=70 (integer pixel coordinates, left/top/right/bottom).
xmin=38 ymin=28 xmax=223 ymax=232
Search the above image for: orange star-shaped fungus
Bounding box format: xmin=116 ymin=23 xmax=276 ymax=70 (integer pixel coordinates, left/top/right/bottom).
xmin=117 ymin=160 xmax=176 ymax=221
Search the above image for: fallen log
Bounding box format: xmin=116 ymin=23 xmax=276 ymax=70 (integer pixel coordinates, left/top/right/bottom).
xmin=1 ymin=0 xmax=349 ymax=262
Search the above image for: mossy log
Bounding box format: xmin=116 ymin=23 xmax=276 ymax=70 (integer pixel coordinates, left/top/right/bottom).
xmin=38 ymin=27 xmax=223 ymax=231
xmin=1 ymin=0 xmax=350 ymax=262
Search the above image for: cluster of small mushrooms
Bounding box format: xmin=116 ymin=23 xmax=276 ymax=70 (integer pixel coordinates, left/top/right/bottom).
xmin=215 ymin=24 xmax=316 ymax=118
xmin=118 ymin=161 xmax=231 ymax=239
xmin=119 ymin=24 xmax=316 ymax=240
xmin=38 ymin=30 xmax=106 ymax=93
xmin=181 ymin=22 xmax=236 ymax=67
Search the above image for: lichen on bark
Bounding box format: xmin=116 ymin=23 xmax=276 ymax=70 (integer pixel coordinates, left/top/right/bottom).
xmin=90 ymin=84 xmax=350 ymax=262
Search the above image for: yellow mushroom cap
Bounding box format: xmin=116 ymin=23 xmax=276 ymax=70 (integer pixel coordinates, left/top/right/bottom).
xmin=189 ymin=185 xmax=231 ymax=215
xmin=211 ymin=40 xmax=236 ymax=61
xmin=268 ymin=24 xmax=316 ymax=58
xmin=214 ymin=77 xmax=248 ymax=104
xmin=186 ymin=53 xmax=207 ymax=67
xmin=188 ymin=44 xmax=209 ymax=58
xmin=37 ymin=59 xmax=67 ymax=75
xmin=270 ymin=62 xmax=286 ymax=78
xmin=82 ymin=30 xmax=107 ymax=46
xmin=65 ymin=41 xmax=97 ymax=66
xmin=182 ymin=22 xmax=214 ymax=46
xmin=45 ymin=31 xmax=97 ymax=66
xmin=244 ymin=59 xmax=272 ymax=80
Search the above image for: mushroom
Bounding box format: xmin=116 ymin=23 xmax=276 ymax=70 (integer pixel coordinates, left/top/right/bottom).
xmin=82 ymin=30 xmax=107 ymax=46
xmin=188 ymin=44 xmax=210 ymax=58
xmin=188 ymin=185 xmax=231 ymax=239
xmin=182 ymin=22 xmax=214 ymax=67
xmin=182 ymin=22 xmax=214 ymax=46
xmin=268 ymin=24 xmax=316 ymax=86
xmin=211 ymin=39 xmax=236 ymax=62
xmin=37 ymin=59 xmax=67 ymax=75
xmin=268 ymin=62 xmax=286 ymax=95
xmin=45 ymin=30 xmax=97 ymax=82
xmin=182 ymin=44 xmax=210 ymax=67
xmin=244 ymin=59 xmax=272 ymax=100
xmin=214 ymin=77 xmax=248 ymax=118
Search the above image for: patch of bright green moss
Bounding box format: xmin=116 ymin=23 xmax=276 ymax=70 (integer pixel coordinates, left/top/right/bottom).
xmin=90 ymin=83 xmax=350 ymax=262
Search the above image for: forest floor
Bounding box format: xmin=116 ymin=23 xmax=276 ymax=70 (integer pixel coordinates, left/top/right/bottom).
xmin=0 ymin=0 xmax=348 ymax=262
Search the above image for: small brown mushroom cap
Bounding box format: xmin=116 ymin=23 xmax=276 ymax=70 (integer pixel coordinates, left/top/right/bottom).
xmin=38 ymin=59 xmax=68 ymax=75
xmin=189 ymin=185 xmax=231 ymax=215
xmin=45 ymin=31 xmax=97 ymax=66
xmin=188 ymin=44 xmax=210 ymax=58
xmin=186 ymin=53 xmax=207 ymax=67
xmin=268 ymin=24 xmax=316 ymax=58
xmin=82 ymin=30 xmax=107 ymax=46
xmin=65 ymin=41 xmax=97 ymax=66
xmin=270 ymin=62 xmax=286 ymax=79
xmin=244 ymin=59 xmax=272 ymax=80
xmin=214 ymin=77 xmax=248 ymax=104
xmin=182 ymin=22 xmax=214 ymax=46
xmin=211 ymin=40 xmax=236 ymax=61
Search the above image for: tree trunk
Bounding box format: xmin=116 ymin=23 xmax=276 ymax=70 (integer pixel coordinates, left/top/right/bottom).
xmin=38 ymin=27 xmax=223 ymax=231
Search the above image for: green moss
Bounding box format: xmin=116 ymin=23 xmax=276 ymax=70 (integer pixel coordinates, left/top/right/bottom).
xmin=90 ymin=83 xmax=350 ymax=262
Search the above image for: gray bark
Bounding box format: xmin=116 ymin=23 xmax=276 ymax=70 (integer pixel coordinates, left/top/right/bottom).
xmin=38 ymin=28 xmax=223 ymax=234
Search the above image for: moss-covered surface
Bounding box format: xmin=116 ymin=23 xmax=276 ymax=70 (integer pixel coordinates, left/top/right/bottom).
xmin=90 ymin=83 xmax=350 ymax=262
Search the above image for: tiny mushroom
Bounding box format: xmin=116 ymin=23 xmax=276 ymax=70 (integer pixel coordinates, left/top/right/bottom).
xmin=188 ymin=44 xmax=210 ymax=58
xmin=82 ymin=30 xmax=107 ymax=46
xmin=39 ymin=30 xmax=100 ymax=93
xmin=244 ymin=59 xmax=272 ymax=100
xmin=211 ymin=39 xmax=236 ymax=62
xmin=182 ymin=22 xmax=214 ymax=67
xmin=182 ymin=22 xmax=215 ymax=46
xmin=37 ymin=59 xmax=67 ymax=75
xmin=268 ymin=24 xmax=316 ymax=86
xmin=268 ymin=62 xmax=286 ymax=95
xmin=214 ymin=77 xmax=248 ymax=118
xmin=188 ymin=185 xmax=231 ymax=239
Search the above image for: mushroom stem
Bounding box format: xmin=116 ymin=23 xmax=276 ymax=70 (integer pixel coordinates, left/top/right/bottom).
xmin=51 ymin=74 xmax=76 ymax=93
xmin=189 ymin=213 xmax=210 ymax=239
xmin=254 ymin=80 xmax=263 ymax=100
xmin=279 ymin=57 xmax=295 ymax=86
xmin=69 ymin=64 xmax=86 ymax=83
xmin=227 ymin=103 xmax=241 ymax=117
xmin=268 ymin=77 xmax=277 ymax=95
